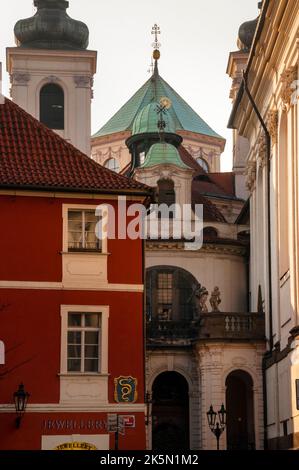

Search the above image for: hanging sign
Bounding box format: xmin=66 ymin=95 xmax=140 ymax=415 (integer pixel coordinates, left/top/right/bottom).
xmin=114 ymin=376 xmax=138 ymax=403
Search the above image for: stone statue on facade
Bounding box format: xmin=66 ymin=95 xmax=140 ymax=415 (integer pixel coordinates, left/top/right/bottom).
xmin=210 ymin=287 xmax=221 ymax=312
xmin=195 ymin=286 xmax=209 ymax=313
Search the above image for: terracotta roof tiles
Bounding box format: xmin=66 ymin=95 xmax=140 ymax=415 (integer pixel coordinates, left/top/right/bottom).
xmin=0 ymin=97 xmax=151 ymax=195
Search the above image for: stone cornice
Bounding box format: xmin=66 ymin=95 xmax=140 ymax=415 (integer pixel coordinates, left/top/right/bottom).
xmin=146 ymin=241 xmax=247 ymax=257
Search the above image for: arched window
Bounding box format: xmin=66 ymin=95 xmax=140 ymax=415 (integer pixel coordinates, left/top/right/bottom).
xmin=146 ymin=266 xmax=200 ymax=322
xmin=104 ymin=158 xmax=120 ymax=173
xmin=203 ymin=227 xmax=218 ymax=239
xmin=157 ymin=179 xmax=175 ymax=206
xmin=40 ymin=84 xmax=64 ymax=130
xmin=196 ymin=157 xmax=209 ymax=172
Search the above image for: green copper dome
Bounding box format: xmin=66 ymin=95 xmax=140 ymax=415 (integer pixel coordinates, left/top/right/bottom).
xmin=14 ymin=0 xmax=89 ymax=50
xmin=132 ymin=102 xmax=176 ymax=135
xmin=93 ymin=72 xmax=224 ymax=141
xmin=141 ymin=143 xmax=190 ymax=169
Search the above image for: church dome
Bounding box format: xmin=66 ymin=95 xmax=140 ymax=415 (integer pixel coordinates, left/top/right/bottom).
xmin=132 ymin=102 xmax=176 ymax=136
xmin=14 ymin=0 xmax=89 ymax=50
xmin=238 ymin=17 xmax=258 ymax=52
xmin=141 ymin=143 xmax=189 ymax=169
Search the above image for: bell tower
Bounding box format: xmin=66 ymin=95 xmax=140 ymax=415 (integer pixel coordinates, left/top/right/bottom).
xmin=6 ymin=0 xmax=97 ymax=155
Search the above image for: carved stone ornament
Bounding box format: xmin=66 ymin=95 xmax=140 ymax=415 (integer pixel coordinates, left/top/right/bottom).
xmin=257 ymin=132 xmax=267 ymax=169
xmin=153 ymin=168 xmax=175 ymax=180
xmin=45 ymin=75 xmax=60 ymax=83
xmin=92 ymin=146 xmax=123 ymax=164
xmin=281 ymin=65 xmax=298 ymax=108
xmin=267 ymin=110 xmax=278 ymax=145
xmin=195 ymin=286 xmax=209 ymax=313
xmin=11 ymin=73 xmax=30 ymax=85
xmin=74 ymin=75 xmax=92 ymax=88
xmin=245 ymin=160 xmax=256 ymax=191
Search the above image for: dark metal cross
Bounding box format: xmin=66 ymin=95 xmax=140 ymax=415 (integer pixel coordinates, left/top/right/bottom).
xmin=151 ymin=24 xmax=161 ymax=46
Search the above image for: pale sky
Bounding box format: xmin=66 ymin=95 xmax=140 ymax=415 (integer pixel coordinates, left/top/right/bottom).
xmin=0 ymin=0 xmax=258 ymax=171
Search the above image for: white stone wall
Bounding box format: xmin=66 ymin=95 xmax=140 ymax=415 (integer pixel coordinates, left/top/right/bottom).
xmin=197 ymin=342 xmax=265 ymax=450
xmin=229 ymin=0 xmax=299 ymax=446
xmin=146 ymin=249 xmax=248 ymax=313
xmin=6 ymin=48 xmax=97 ymax=156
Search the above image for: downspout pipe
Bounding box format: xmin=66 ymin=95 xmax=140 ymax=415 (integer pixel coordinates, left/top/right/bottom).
xmin=242 ymin=71 xmax=273 ymax=351
xmin=242 ymin=72 xmax=273 ymax=450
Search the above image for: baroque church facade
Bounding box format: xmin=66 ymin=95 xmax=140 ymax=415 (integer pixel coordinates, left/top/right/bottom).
xmin=1 ymin=0 xmax=298 ymax=451
xmin=91 ymin=25 xmax=266 ymax=450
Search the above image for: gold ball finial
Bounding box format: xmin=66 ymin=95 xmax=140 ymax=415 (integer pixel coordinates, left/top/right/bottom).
xmin=153 ymin=49 xmax=160 ymax=61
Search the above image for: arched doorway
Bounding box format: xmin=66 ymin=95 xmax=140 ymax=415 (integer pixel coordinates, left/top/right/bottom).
xmin=152 ymin=372 xmax=189 ymax=451
xmin=226 ymin=370 xmax=255 ymax=450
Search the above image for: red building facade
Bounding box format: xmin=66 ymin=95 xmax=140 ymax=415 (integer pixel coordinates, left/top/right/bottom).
xmin=0 ymin=98 xmax=151 ymax=450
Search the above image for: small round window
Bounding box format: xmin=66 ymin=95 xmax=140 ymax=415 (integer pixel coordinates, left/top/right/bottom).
xmin=104 ymin=158 xmax=120 ymax=173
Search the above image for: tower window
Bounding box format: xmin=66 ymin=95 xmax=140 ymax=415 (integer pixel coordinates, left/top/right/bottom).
xmin=157 ymin=179 xmax=175 ymax=206
xmin=40 ymin=83 xmax=64 ymax=130
xmin=104 ymin=158 xmax=120 ymax=173
xmin=196 ymin=157 xmax=209 ymax=172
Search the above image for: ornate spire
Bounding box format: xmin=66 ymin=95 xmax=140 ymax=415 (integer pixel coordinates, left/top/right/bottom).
xmin=151 ymin=24 xmax=161 ymax=76
xmin=14 ymin=0 xmax=89 ymax=50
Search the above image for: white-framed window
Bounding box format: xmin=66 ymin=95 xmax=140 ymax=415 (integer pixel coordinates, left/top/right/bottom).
xmin=68 ymin=209 xmax=101 ymax=252
xmin=62 ymin=204 xmax=108 ymax=254
xmin=67 ymin=312 xmax=101 ymax=373
xmin=60 ymin=305 xmax=109 ymax=376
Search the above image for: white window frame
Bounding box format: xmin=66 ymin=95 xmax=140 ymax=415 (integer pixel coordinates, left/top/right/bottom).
xmin=60 ymin=305 xmax=109 ymax=376
xmin=62 ymin=204 xmax=108 ymax=254
xmin=67 ymin=312 xmax=101 ymax=373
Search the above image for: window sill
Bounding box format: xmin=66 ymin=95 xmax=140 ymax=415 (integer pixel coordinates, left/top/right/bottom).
xmin=59 ymin=373 xmax=109 ymax=377
xmin=61 ymin=251 xmax=110 ymax=256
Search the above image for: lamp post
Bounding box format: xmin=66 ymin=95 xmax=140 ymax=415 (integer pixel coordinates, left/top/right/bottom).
xmin=207 ymin=404 xmax=226 ymax=450
xmin=13 ymin=383 xmax=29 ymax=428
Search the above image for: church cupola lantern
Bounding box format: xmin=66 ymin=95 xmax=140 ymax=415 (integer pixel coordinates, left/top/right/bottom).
xmin=14 ymin=0 xmax=89 ymax=50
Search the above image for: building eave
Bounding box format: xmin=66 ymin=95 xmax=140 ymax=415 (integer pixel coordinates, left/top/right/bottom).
xmin=227 ymin=0 xmax=271 ymax=130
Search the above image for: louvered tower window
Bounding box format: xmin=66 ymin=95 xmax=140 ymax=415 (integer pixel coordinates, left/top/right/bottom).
xmin=40 ymin=83 xmax=65 ymax=130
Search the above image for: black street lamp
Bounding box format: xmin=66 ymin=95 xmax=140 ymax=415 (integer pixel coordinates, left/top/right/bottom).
xmin=207 ymin=404 xmax=226 ymax=450
xmin=13 ymin=383 xmax=30 ymax=428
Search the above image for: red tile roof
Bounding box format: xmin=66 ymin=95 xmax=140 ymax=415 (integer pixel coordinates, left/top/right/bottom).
xmin=209 ymin=172 xmax=235 ymax=196
xmin=192 ymin=187 xmax=226 ymax=223
xmin=0 ymin=98 xmax=152 ymax=195
xmin=179 ymin=145 xmax=237 ymax=199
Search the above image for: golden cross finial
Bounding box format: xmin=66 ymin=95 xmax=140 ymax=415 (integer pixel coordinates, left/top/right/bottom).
xmin=151 ymin=24 xmax=161 ymax=50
